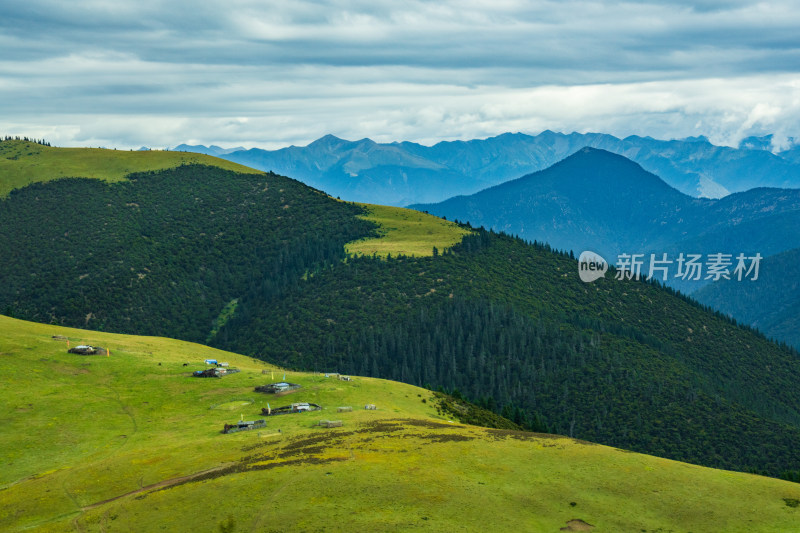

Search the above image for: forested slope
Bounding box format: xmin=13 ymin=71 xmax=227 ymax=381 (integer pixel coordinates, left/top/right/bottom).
xmin=2 ymin=149 xmax=800 ymax=481
xmin=0 ymin=164 xmax=375 ymax=340
xmin=215 ymin=231 xmax=800 ymax=478
xmin=694 ymin=247 xmax=800 ymax=349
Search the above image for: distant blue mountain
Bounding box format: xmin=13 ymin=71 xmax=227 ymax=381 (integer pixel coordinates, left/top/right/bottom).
xmin=395 ymin=142 xmax=800 ymax=350
xmin=174 ymin=132 xmax=800 ymax=205
xmin=171 ymin=144 xmax=245 ymax=156
xmin=778 ymin=145 xmax=800 ymax=164
xmin=738 ymin=135 xmax=775 ymax=151
xmin=202 ymin=135 xmax=492 ymax=205
xmin=694 ymin=247 xmax=800 ymax=350
xmin=410 ymin=148 xmax=800 ymax=293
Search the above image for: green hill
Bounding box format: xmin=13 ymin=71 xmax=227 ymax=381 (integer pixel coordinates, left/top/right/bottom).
xmin=2 ymin=315 xmax=800 ymax=533
xmin=217 ymin=230 xmax=800 ymax=478
xmin=345 ymin=203 xmax=473 ymax=258
xmin=409 ymin=148 xmax=800 ymax=299
xmin=0 ymin=139 xmax=260 ymax=197
xmin=0 ymin=161 xmax=375 ymax=341
xmin=3 ymin=146 xmax=800 ymax=484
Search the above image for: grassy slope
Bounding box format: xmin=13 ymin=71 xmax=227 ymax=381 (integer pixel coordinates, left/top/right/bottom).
xmin=0 ymin=140 xmax=260 ymax=196
xmin=345 ymin=203 xmax=472 ymax=257
xmin=1 ymin=316 xmax=799 ymax=532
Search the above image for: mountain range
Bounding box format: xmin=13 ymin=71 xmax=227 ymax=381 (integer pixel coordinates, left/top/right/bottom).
xmin=694 ymin=246 xmax=800 ymax=349
xmin=3 ymin=139 xmax=800 ymax=483
xmin=170 ymin=131 xmax=800 ymax=205
xmin=410 ymin=147 xmax=800 ymax=347
xmin=172 ymin=143 xmax=246 ymax=156
xmin=411 ymin=147 xmax=800 ymax=273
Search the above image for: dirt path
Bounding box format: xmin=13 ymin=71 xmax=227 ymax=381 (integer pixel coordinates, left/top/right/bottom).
xmin=80 ymin=463 xmax=236 ymax=512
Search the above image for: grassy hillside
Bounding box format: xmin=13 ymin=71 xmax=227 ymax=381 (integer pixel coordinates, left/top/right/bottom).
xmin=2 ymin=315 xmax=800 ymax=533
xmin=345 ymin=203 xmax=472 ymax=257
xmin=219 ymin=232 xmax=800 ymax=478
xmin=0 ymin=140 xmax=260 ymax=196
xmin=4 ymin=147 xmax=800 ymax=482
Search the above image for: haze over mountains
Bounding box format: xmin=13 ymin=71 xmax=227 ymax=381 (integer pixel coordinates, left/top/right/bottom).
xmin=4 ymin=139 xmax=800 ymax=482
xmin=169 ymin=134 xmax=800 ymax=349
xmin=410 ymin=148 xmax=800 ymax=348
xmin=172 ymin=131 xmax=800 ymax=205
xmin=412 ymin=148 xmax=800 ymax=269
xmin=694 ymin=247 xmax=800 ymax=350
xmin=172 ymin=143 xmax=246 ymax=156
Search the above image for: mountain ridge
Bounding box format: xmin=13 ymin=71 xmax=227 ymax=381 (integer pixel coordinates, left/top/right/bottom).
xmin=0 ymin=139 xmax=260 ymax=197
xmin=410 ymin=148 xmax=800 ymax=278
xmin=3 ymin=145 xmax=800 ymax=481
xmin=171 ymin=131 xmax=800 ymax=205
xmin=694 ymin=246 xmax=800 ymax=349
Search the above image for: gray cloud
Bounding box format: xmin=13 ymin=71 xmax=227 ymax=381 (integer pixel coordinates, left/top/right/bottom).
xmin=0 ymin=0 xmax=798 ymax=149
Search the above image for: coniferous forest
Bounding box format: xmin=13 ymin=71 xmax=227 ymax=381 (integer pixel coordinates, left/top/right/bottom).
xmin=0 ymin=165 xmax=374 ymax=339
xmin=2 ymin=163 xmax=800 ymax=480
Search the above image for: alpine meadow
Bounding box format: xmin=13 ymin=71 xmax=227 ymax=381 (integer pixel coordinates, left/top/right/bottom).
xmin=9 ymin=0 xmax=800 ymax=529
xmin=2 ymin=136 xmax=800 ymax=531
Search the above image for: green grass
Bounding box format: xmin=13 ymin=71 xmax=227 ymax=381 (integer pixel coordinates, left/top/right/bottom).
xmin=1 ymin=315 xmax=800 ymax=532
xmin=206 ymin=299 xmax=239 ymax=344
xmin=211 ymin=400 xmax=254 ymax=411
xmin=345 ymin=203 xmax=472 ymax=258
xmin=0 ymin=140 xmax=261 ymax=196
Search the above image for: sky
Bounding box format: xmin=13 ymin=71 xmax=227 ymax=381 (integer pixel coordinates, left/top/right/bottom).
xmin=1 ymin=0 xmax=799 ymax=150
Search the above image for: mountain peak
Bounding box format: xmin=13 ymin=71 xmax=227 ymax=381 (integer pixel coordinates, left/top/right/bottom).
xmin=308 ymin=134 xmax=349 ymax=150
xmin=568 ymin=146 xmax=641 ymax=165
xmin=171 ymin=143 xmax=245 ymax=156
xmin=475 ymin=147 xmax=685 ymax=206
xmin=681 ymin=135 xmax=710 ymax=144
xmin=578 ymin=146 xmax=602 ymax=154
xmin=738 ymin=135 xmax=773 ymax=151
xmin=353 ymin=137 xmax=377 ymax=148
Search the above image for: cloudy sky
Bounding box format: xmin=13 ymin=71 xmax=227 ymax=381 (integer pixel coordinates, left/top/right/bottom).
xmin=1 ymin=0 xmax=799 ymax=150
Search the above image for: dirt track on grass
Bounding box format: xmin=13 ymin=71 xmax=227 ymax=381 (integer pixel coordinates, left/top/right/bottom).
xmin=80 ymin=463 xmax=236 ymax=511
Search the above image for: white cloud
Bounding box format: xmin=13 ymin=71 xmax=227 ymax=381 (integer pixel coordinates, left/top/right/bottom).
xmin=0 ymin=0 xmax=799 ymax=148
